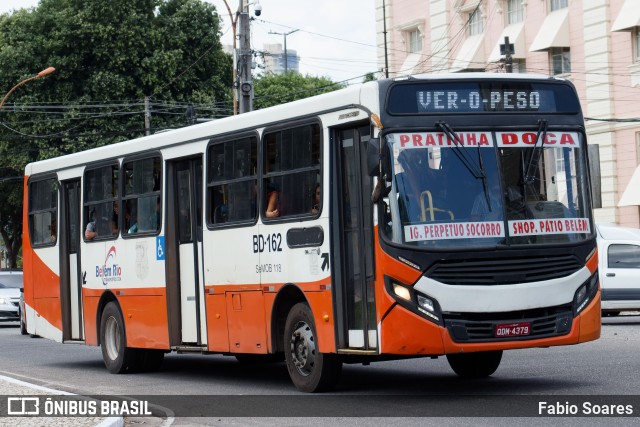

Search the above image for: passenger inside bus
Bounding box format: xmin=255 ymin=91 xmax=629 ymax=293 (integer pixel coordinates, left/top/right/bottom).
xmin=85 ymin=209 xmax=97 ymax=240
xmin=210 ymin=187 xmax=227 ymax=224
xmin=151 ymin=197 xmax=161 ymax=230
xmin=311 ymin=183 xmax=320 ymax=214
xmin=125 ymin=204 xmax=138 ymax=234
xmin=85 ymin=202 xmax=119 ymax=240
xmin=49 ymin=219 xmax=57 ymax=243
xmin=265 ymin=184 xmax=280 ymax=218
xmin=111 ymin=201 xmax=119 ymax=234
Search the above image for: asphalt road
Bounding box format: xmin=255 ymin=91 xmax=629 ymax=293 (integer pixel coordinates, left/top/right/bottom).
xmin=0 ymin=314 xmax=639 ymax=426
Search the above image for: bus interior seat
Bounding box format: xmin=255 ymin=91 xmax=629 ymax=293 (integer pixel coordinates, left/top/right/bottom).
xmin=420 ymin=190 xmax=454 ymax=222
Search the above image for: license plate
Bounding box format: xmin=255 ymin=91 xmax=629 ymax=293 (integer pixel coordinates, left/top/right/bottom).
xmin=494 ymin=322 xmax=531 ymax=337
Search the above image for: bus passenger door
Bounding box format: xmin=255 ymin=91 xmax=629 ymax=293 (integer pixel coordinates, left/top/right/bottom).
xmin=166 ymin=157 xmax=206 ymax=346
xmin=331 ymin=125 xmax=377 ymax=351
xmin=60 ymin=179 xmax=84 ymax=341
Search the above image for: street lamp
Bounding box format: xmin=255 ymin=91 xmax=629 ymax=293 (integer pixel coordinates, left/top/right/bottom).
xmin=0 ymin=67 xmax=55 ymax=111
xmin=220 ymin=0 xmax=260 ymax=115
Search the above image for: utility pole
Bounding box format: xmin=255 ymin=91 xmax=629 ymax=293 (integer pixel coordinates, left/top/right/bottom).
xmin=382 ymin=0 xmax=389 ymax=78
xmin=237 ymin=0 xmax=253 ymax=113
xmin=144 ymin=96 xmax=151 ymax=135
xmin=222 ymin=0 xmax=260 ymax=114
xmin=269 ymin=29 xmax=299 ymax=74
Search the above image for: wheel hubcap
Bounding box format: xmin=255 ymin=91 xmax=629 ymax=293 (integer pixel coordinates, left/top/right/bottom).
xmin=104 ymin=316 xmax=120 ymax=361
xmin=289 ymin=321 xmax=316 ymax=376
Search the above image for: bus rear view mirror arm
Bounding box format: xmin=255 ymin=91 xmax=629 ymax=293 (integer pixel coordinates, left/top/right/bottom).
xmin=367 ymin=137 xmax=381 ymax=177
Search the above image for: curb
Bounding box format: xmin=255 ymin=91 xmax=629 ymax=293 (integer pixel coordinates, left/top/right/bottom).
xmin=0 ymin=374 xmax=123 ymax=427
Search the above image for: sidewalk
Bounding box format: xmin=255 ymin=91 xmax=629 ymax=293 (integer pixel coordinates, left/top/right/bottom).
xmin=0 ymin=375 xmax=122 ymax=427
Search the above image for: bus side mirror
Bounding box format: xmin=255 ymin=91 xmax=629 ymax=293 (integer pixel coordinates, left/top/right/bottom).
xmin=367 ymin=138 xmax=381 ymax=177
xmin=588 ymin=144 xmax=602 ymax=209
xmin=367 ymin=138 xmax=391 ymax=179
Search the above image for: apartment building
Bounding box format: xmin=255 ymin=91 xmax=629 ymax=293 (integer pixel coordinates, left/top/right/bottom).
xmin=375 ymin=0 xmax=640 ymax=226
xmin=262 ymin=43 xmax=300 ymax=75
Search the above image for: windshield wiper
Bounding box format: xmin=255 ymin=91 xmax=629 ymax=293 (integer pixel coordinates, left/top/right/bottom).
xmin=436 ymin=120 xmax=491 ymax=209
xmin=524 ymin=119 xmax=548 ymax=186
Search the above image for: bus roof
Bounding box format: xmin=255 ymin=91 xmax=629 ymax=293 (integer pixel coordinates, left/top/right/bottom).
xmin=24 ymin=72 xmax=565 ymax=176
xmin=403 ymin=72 xmax=558 ymax=82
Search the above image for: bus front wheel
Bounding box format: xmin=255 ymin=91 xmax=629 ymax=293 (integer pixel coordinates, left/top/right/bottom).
xmin=100 ymin=302 xmax=139 ymax=373
xmin=284 ymin=303 xmax=342 ymax=392
xmin=446 ymin=350 xmax=503 ymax=378
xmin=20 ymin=316 xmax=27 ymax=336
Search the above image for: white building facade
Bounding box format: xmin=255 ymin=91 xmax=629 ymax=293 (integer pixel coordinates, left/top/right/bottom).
xmin=375 ymin=0 xmax=640 ymax=227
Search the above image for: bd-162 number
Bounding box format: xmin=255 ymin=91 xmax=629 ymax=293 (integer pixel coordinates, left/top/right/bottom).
xmin=252 ymin=233 xmax=283 ymax=253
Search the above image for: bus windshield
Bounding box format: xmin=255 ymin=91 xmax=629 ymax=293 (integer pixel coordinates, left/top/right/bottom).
xmin=383 ymin=129 xmax=593 ymax=248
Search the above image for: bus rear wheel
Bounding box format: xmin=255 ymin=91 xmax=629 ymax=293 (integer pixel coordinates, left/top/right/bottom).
xmin=100 ymin=302 xmax=139 ymax=373
xmin=284 ymin=303 xmax=342 ymax=392
xmin=446 ymin=350 xmax=503 ymax=378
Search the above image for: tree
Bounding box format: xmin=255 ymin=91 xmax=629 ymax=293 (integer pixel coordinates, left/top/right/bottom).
xmin=253 ymin=72 xmax=346 ymax=110
xmin=363 ymin=72 xmax=377 ymax=83
xmin=0 ymin=0 xmax=232 ymax=266
xmin=0 ymin=173 xmax=22 ymax=269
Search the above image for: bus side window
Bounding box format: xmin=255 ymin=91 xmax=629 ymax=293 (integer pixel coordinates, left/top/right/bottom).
xmin=262 ymin=123 xmax=321 ymax=220
xmin=28 ymin=178 xmax=58 ymax=246
xmin=83 ymin=164 xmax=119 ymax=241
xmin=122 ymin=156 xmax=162 ymax=236
xmin=207 ymin=135 xmax=257 ymax=226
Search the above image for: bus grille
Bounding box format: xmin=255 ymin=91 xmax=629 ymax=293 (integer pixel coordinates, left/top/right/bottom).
xmin=426 ymin=254 xmax=582 ymax=285
xmin=444 ymin=307 xmax=573 ymax=343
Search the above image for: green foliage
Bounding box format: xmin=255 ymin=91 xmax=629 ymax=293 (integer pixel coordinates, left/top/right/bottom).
xmin=253 ymin=72 xmax=346 ymax=110
xmin=363 ymin=72 xmax=377 ymax=82
xmin=0 ymin=175 xmax=22 ymax=269
xmin=0 ymin=0 xmax=233 ymax=266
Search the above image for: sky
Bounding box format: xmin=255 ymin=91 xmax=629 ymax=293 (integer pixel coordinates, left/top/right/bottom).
xmin=0 ymin=0 xmax=379 ymax=84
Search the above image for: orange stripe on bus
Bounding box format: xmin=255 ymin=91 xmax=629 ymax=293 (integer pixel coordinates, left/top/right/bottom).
xmin=203 ymin=277 xmax=332 ymax=293
xmin=83 ymin=287 xmax=170 ymax=349
xmin=585 ymin=247 xmax=598 ymax=275
xmin=205 ymin=282 xmax=335 ymax=353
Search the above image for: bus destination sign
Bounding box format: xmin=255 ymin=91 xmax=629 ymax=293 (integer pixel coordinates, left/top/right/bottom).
xmin=417 ymin=89 xmax=540 ymax=112
xmin=387 ymin=81 xmax=581 ymax=114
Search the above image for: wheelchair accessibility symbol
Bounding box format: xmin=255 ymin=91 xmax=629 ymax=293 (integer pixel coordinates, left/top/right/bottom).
xmin=156 ymin=236 xmax=165 ymax=260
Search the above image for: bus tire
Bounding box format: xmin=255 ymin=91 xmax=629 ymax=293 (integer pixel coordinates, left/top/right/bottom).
xmin=284 ymin=302 xmax=342 ymax=392
xmin=20 ymin=317 xmax=28 ymax=336
xmin=100 ymin=302 xmax=139 ymax=374
xmin=446 ymin=350 xmax=502 ymax=378
xmin=137 ymin=349 xmax=165 ymax=372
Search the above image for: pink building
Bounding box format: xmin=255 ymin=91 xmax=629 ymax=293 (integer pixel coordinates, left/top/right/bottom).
xmin=375 ymin=0 xmax=640 ymax=227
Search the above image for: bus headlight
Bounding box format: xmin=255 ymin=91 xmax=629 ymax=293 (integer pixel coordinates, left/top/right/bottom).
xmin=0 ymin=297 xmax=7 ymax=305
xmin=387 ymin=277 xmax=442 ymax=325
xmin=392 ymin=283 xmax=411 ymax=302
xmin=573 ymin=271 xmax=599 ymax=315
xmin=416 ymin=294 xmax=439 ymax=322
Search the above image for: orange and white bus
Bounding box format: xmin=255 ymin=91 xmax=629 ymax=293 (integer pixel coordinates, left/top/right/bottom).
xmin=23 ymin=73 xmax=600 ymax=392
